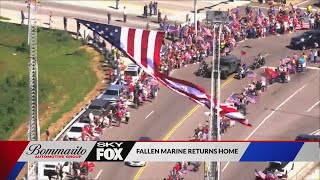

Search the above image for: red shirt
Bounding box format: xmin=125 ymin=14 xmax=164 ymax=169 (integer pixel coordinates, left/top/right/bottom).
xmin=129 ymin=84 xmax=134 ymax=92
xmin=175 ymin=164 xmax=181 ymax=171
xmin=116 ymin=110 xmax=121 ymax=117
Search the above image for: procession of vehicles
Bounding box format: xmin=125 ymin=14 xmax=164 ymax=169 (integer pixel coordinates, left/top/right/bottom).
xmin=290 ymin=30 xmax=320 ymax=50
xmin=41 ymin=3 xmax=320 ymax=179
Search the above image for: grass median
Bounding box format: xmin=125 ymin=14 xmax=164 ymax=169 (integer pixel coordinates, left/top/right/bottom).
xmin=0 ymin=22 xmax=98 ymax=140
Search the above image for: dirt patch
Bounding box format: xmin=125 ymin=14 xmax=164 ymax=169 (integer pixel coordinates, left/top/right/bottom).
xmin=0 ymin=62 xmax=5 ymax=71
xmin=9 ymin=98 xmax=68 ymax=140
xmin=9 ymin=46 xmax=109 ymax=140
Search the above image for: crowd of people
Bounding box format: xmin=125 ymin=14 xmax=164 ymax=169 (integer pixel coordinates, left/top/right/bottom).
xmin=156 ymin=3 xmax=320 ymax=76
xmin=164 ymin=162 xmax=201 ymax=180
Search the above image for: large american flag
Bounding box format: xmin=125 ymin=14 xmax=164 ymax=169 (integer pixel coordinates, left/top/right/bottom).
xmin=76 ymin=19 xmax=212 ymax=108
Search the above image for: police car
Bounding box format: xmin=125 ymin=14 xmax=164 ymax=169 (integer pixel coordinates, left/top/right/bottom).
xmin=125 ymin=161 xmax=146 ymax=167
xmin=125 ymin=137 xmax=149 ymax=167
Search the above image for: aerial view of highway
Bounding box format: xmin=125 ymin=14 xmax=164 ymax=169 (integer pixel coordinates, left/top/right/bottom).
xmin=0 ymin=0 xmax=319 ymax=179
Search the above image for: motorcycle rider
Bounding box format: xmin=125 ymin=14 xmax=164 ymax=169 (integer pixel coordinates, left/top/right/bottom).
xmin=257 ymin=53 xmax=265 ymax=66
xmin=238 ymin=63 xmax=247 ymax=79
xmin=257 ymin=53 xmax=263 ymax=61
xmin=199 ymin=61 xmax=208 ymax=70
xmin=242 ymin=62 xmax=247 ymax=70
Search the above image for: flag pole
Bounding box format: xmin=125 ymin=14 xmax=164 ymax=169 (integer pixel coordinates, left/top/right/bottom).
xmin=216 ymin=23 xmax=222 ymax=180
xmin=194 ymin=0 xmax=198 ymax=36
xmin=206 ymin=24 xmax=215 ymax=179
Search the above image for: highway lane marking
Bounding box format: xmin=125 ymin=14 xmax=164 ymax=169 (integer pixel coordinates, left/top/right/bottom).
xmin=310 ymin=129 xmax=320 ymax=135
xmin=133 ymin=76 xmax=235 ymax=180
xmin=222 ymin=83 xmax=308 ymax=173
xmin=145 ymin=111 xmax=154 ymax=119
xmin=263 ymin=53 xmax=270 ymax=58
xmin=94 ymin=170 xmax=103 ymax=180
xmin=306 ymin=67 xmax=320 ymax=70
xmin=306 ymin=101 xmax=320 ymax=112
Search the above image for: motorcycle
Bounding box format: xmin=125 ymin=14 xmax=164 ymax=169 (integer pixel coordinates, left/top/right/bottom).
xmin=237 ymin=67 xmax=249 ymax=79
xmin=250 ymin=60 xmax=260 ymax=70
xmin=259 ymin=57 xmax=266 ymax=66
xmin=250 ymin=56 xmax=266 ymax=70
xmin=195 ymin=64 xmax=209 ymax=77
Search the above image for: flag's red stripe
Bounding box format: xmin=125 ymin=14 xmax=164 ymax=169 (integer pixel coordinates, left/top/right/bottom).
xmin=127 ymin=28 xmax=136 ymax=57
xmin=153 ymin=32 xmax=164 ymax=75
xmin=158 ymin=73 xmax=207 ymax=94
xmin=156 ymin=75 xmax=209 ymax=105
xmin=141 ymin=30 xmax=149 ymax=69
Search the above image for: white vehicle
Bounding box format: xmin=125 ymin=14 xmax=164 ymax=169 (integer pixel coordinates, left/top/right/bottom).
xmin=66 ymin=123 xmax=86 ymax=140
xmin=127 ymin=64 xmax=139 ymax=69
xmin=126 ymin=161 xmax=146 ymax=167
xmin=66 ymin=123 xmax=100 ymax=140
xmin=123 ymin=64 xmax=142 ymax=84
xmin=38 ymin=162 xmax=71 ymax=179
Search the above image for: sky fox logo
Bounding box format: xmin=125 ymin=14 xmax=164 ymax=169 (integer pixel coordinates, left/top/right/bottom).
xmin=96 ymin=142 xmax=124 ymax=161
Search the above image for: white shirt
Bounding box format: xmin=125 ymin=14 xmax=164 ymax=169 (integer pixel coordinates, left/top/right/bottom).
xmin=314 ymin=51 xmax=318 ymax=57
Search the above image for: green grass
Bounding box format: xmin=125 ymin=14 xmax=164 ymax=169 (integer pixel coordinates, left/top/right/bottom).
xmin=0 ymin=22 xmax=98 ymax=140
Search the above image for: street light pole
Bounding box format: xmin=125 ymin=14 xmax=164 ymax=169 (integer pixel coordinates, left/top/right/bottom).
xmin=216 ymin=24 xmax=222 ymax=180
xmin=194 ymin=0 xmax=197 ymax=36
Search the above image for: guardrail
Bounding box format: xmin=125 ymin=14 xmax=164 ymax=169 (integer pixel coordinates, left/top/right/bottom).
xmin=289 ymin=162 xmax=320 ymax=180
xmin=52 ymin=105 xmax=88 ymax=141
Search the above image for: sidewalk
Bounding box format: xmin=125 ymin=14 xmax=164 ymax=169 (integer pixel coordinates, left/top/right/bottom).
xmin=52 ymin=0 xmax=250 ymax=24
xmin=305 ymin=166 xmax=320 ymax=180
xmin=288 ymin=162 xmax=320 ymax=180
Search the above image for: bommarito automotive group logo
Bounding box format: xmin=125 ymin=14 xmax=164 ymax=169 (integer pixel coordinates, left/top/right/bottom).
xmin=26 ymin=144 xmax=87 ymax=159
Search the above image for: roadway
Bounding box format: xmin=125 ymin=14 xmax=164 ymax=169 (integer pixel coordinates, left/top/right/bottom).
xmin=130 ymin=31 xmax=320 ymax=179
xmin=2 ymin=1 xmax=319 ymax=180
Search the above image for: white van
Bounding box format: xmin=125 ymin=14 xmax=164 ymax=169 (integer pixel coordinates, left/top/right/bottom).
xmin=38 ymin=162 xmax=71 ymax=179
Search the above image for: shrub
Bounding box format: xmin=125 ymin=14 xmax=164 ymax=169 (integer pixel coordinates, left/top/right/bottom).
xmin=54 ymin=31 xmax=71 ymax=42
xmin=16 ymin=42 xmax=29 ymax=53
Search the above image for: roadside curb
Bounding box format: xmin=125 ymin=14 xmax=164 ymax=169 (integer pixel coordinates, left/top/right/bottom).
xmin=288 ymin=162 xmax=320 ymax=180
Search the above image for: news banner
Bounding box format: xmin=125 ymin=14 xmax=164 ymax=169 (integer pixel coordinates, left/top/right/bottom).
xmin=1 ymin=141 xmax=319 ymax=179
xmin=7 ymin=141 xmax=320 ymax=162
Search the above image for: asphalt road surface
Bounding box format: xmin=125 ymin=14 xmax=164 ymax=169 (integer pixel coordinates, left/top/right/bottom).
xmin=86 ymin=26 xmax=320 ymax=180
xmin=134 ymin=29 xmax=320 ymax=179
xmin=2 ymin=1 xmax=319 ymax=180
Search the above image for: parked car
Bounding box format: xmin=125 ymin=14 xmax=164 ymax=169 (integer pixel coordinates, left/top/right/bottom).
xmin=88 ymin=99 xmax=110 ymax=111
xmin=290 ymin=31 xmax=320 ymax=50
xmin=97 ymin=84 xmax=127 ymax=103
xmin=66 ymin=123 xmax=87 ymax=140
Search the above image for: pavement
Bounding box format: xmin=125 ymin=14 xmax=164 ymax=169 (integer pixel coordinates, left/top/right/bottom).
xmin=135 ymin=32 xmax=320 ymax=180
xmin=1 ymin=1 xmax=319 ymax=180
xmin=304 ymin=165 xmax=320 ymax=180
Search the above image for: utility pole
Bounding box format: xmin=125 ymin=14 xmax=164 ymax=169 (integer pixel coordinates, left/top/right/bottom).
xmin=194 ymin=0 xmax=197 ymax=36
xmin=27 ymin=0 xmax=40 ymax=179
xmin=205 ymin=10 xmax=227 ymax=180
